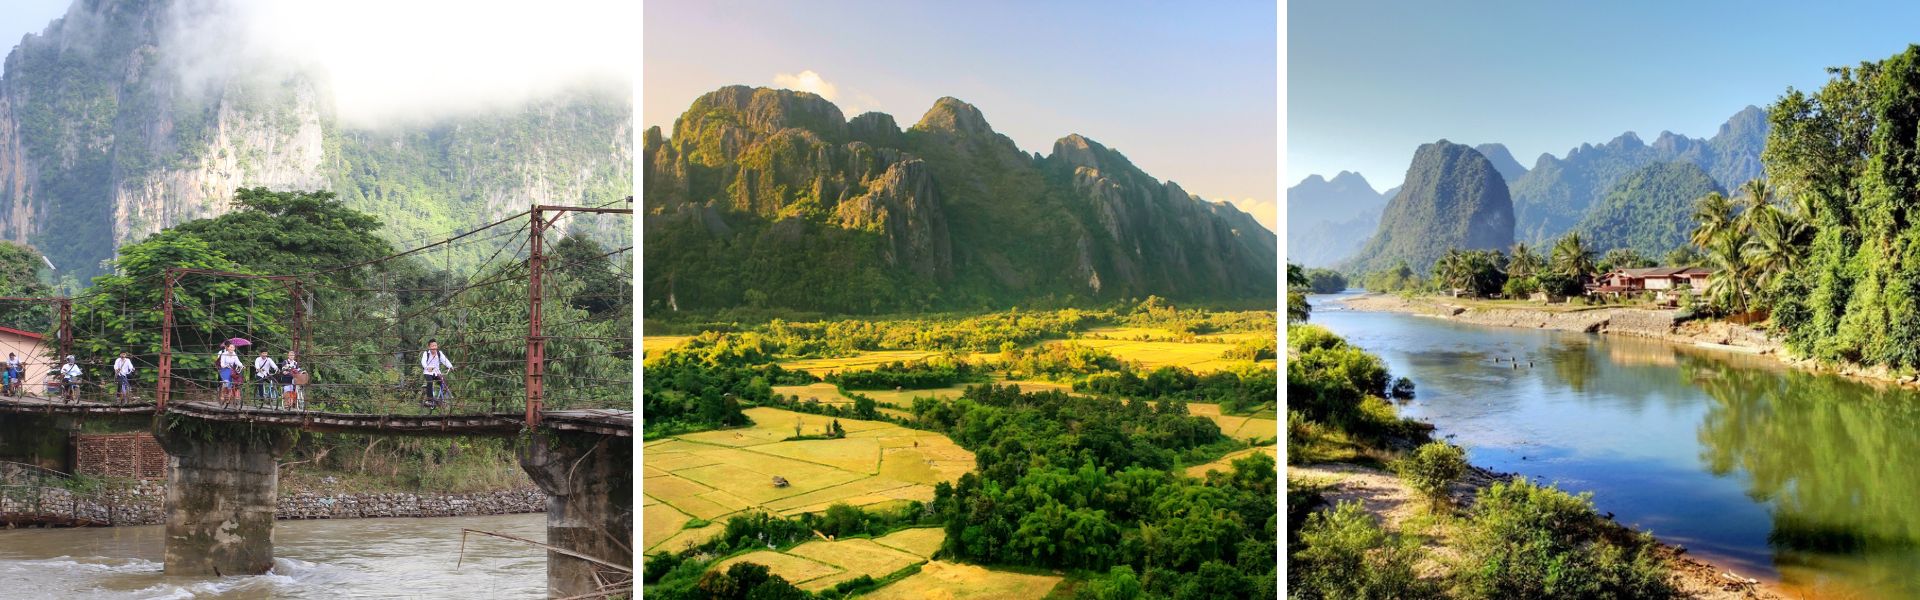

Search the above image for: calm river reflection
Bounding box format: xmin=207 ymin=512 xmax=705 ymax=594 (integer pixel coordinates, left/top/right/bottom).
xmin=1311 ymin=292 xmax=1920 ymax=599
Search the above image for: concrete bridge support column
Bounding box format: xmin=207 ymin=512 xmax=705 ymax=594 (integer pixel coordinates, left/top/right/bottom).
xmin=519 ymin=430 xmax=632 ymax=598
xmin=153 ymin=417 xmax=295 ymax=576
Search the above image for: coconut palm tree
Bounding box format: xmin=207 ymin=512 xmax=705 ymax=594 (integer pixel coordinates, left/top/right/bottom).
xmin=1550 ymin=233 xmax=1596 ymax=280
xmin=1508 ymin=242 xmax=1543 ymax=279
xmin=1706 ymin=231 xmax=1753 ymax=314
xmin=1691 ymin=191 xmax=1736 ymax=249
xmin=1432 ymin=249 xmax=1467 ymax=294
xmin=1745 ymin=204 xmax=1809 ymax=291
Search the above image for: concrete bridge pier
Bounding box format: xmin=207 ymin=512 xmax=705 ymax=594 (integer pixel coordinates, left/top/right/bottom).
xmin=153 ymin=418 xmax=296 ymax=576
xmin=519 ymin=430 xmax=633 ymax=598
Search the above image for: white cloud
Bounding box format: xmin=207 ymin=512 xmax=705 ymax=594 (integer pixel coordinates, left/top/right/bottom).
xmin=770 ymin=70 xmax=879 ymax=116
xmin=1223 ymin=197 xmax=1278 ymax=233
xmin=772 ymin=70 xmax=838 ymax=101
xmin=165 ymin=0 xmax=635 ymax=128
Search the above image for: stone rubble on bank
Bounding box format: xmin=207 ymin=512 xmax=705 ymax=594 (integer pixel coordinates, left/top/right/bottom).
xmin=8 ymin=479 xmax=545 ymax=527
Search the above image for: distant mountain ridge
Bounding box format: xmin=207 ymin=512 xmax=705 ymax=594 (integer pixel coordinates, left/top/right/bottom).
xmin=644 ymin=86 xmax=1276 ymax=313
xmin=1285 ymin=171 xmax=1385 ymax=267
xmin=1509 ymin=106 xmax=1766 ymax=243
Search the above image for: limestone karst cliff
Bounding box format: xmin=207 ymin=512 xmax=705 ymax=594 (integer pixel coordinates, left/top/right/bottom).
xmin=644 ymin=85 xmax=1275 ymax=312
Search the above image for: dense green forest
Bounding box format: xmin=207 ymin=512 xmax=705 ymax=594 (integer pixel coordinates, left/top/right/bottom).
xmin=1570 ymin=161 xmax=1724 ymax=257
xmin=1758 ymin=45 xmax=1920 ymax=370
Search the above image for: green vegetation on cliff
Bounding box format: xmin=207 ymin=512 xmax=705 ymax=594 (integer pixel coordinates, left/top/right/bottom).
xmin=1571 ymin=162 xmax=1724 ymax=257
xmin=645 ymin=86 xmax=1275 ymax=314
xmin=1347 ymin=141 xmax=1514 ymax=275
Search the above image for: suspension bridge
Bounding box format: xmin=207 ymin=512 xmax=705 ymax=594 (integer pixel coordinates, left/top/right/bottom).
xmin=0 ymin=203 xmax=633 ymax=598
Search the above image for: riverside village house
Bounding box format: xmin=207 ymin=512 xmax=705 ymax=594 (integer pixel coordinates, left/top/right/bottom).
xmin=1587 ymin=266 xmax=1712 ymax=304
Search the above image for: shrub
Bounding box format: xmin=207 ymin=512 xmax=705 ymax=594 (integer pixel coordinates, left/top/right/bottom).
xmin=1390 ymin=377 xmax=1416 ymax=400
xmin=1394 ymin=442 xmax=1467 ymax=511
xmin=1287 ymin=324 xmax=1346 ymax=353
xmin=1452 ymin=478 xmax=1675 ymax=600
xmin=1502 ymin=276 xmax=1541 ymax=299
xmin=1290 ymin=501 xmax=1441 ymax=599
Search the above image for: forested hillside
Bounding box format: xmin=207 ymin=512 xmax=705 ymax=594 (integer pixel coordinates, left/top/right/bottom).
xmin=644 ymin=86 xmax=1275 ymax=314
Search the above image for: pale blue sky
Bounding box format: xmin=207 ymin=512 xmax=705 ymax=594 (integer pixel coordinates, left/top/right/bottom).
xmin=0 ymin=0 xmax=67 ymax=74
xmin=1290 ymin=0 xmax=1920 ymax=190
xmin=645 ymin=0 xmax=1278 ymax=230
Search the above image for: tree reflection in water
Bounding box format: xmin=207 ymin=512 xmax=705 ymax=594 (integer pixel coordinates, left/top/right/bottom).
xmin=1686 ymin=349 xmax=1920 ymax=595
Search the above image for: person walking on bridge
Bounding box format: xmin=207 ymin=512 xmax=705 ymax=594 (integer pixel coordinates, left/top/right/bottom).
xmin=114 ymin=352 xmax=134 ymax=403
xmin=253 ymin=350 xmax=279 ymax=406
xmin=2 ymin=352 xmax=17 ymax=396
xmin=420 ymin=340 xmax=453 ymax=408
xmin=59 ymin=355 xmax=81 ymax=402
xmin=217 ymin=342 xmax=242 ymax=407
xmin=281 ymin=350 xmax=305 ymax=410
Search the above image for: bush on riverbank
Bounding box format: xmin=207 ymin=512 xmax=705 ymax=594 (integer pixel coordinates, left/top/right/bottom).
xmin=1290 ymin=501 xmax=1442 ymax=600
xmin=1453 ymin=478 xmax=1674 ymax=599
xmin=1395 ymin=442 xmax=1467 ymax=511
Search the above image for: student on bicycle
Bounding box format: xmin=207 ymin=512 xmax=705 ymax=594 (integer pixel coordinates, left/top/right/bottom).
xmin=60 ymin=355 xmax=81 ymax=402
xmin=253 ymin=350 xmax=278 ymax=404
xmin=114 ymin=352 xmax=134 ymax=402
xmin=216 ymin=342 xmax=242 ymax=406
xmin=420 ymin=340 xmax=453 ymax=408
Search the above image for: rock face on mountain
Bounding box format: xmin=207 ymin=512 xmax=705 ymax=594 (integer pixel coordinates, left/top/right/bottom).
xmin=1347 ymin=141 xmax=1513 ymax=274
xmin=644 ymin=86 xmax=1276 ymax=312
xmin=1570 ymin=161 xmax=1722 ymax=257
xmin=0 ymin=0 xmax=630 ymax=285
xmin=1508 ymin=106 xmax=1766 ymax=244
xmin=1285 ymin=171 xmax=1385 ymax=267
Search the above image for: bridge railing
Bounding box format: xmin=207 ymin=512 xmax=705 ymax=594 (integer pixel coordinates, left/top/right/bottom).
xmin=144 ymin=204 xmax=632 ymax=423
xmin=2 ymin=204 xmax=631 ymax=425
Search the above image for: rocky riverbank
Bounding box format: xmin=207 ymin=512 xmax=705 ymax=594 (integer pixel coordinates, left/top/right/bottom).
xmin=1291 ymin=462 xmax=1783 ymax=599
xmin=6 ymin=479 xmax=544 ymax=527
xmin=1335 ymin=293 xmax=1779 ymax=353
xmin=1332 ymin=293 xmax=1920 ymax=389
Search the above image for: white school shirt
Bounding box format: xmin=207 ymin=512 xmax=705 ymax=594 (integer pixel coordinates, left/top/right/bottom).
xmin=420 ymin=350 xmax=453 ymax=376
xmin=253 ymin=356 xmax=278 ymax=376
xmin=114 ymin=357 xmax=133 ymax=376
xmin=61 ymin=363 xmax=80 ymax=379
xmin=217 ymin=350 xmax=242 ymax=369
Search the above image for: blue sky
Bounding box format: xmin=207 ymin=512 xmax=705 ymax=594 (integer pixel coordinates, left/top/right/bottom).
xmin=1290 ymin=1 xmax=1920 ymax=191
xmin=645 ymin=0 xmax=1278 ymax=230
xmin=0 ymin=0 xmax=66 ymax=73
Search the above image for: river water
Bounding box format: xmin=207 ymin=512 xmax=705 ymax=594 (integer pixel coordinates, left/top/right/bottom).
xmin=1310 ymin=292 xmax=1920 ymax=599
xmin=0 ymin=513 xmax=546 ymax=599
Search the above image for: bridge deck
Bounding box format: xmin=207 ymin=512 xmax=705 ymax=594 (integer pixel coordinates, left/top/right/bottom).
xmin=0 ymin=396 xmax=155 ymax=416
xmin=0 ymin=396 xmax=631 ymax=437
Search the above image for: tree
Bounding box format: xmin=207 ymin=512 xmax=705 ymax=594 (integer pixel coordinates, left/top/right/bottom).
xmin=1705 ymin=232 xmax=1753 ymax=314
xmin=1690 ymin=191 xmax=1736 ymax=249
xmin=70 ymin=235 xmax=288 ymax=389
xmin=1549 ymin=233 xmax=1596 ymax=280
xmin=1395 ymin=442 xmax=1467 ymax=511
xmin=1744 ymin=204 xmax=1809 ymax=294
xmin=1508 ymin=242 xmax=1543 ymax=279
xmin=1599 ymin=248 xmax=1652 ymax=272
xmin=0 ymin=241 xmax=54 ymax=330
xmin=551 ymin=233 xmax=630 ymax=318
xmin=1663 ymin=245 xmax=1705 ymax=267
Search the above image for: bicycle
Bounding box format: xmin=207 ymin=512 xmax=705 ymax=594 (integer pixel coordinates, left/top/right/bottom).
xmin=418 ymin=373 xmax=455 ymax=413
